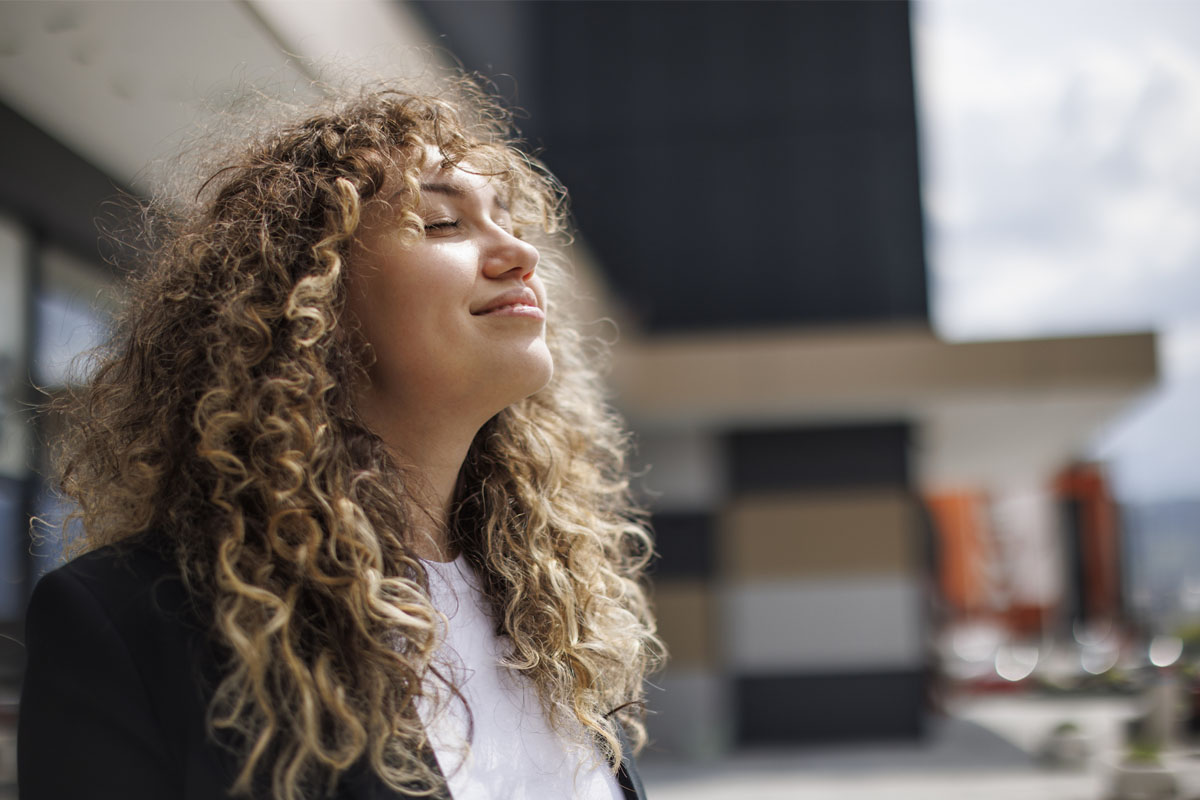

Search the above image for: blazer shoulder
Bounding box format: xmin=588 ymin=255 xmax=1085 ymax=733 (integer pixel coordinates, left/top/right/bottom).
xmin=20 ymin=536 xmax=201 ymax=799
xmin=21 ymin=535 xmax=239 ymax=800
xmin=40 ymin=533 xmax=177 ymax=592
xmin=33 ymin=535 xmax=201 ymax=630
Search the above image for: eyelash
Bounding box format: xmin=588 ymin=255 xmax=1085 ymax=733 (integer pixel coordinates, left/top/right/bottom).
xmin=423 ymin=219 xmax=461 ymax=233
xmin=421 ymin=217 xmax=522 ymax=238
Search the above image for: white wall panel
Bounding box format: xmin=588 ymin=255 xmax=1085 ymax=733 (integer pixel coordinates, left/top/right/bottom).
xmin=633 ymin=429 xmax=725 ymax=512
xmin=645 ymin=669 xmax=730 ymax=759
xmin=0 ymin=215 xmax=28 ymax=479
xmin=723 ymin=575 xmax=923 ymax=673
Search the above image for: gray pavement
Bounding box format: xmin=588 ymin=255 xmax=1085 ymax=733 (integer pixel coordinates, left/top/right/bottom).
xmin=640 ymin=695 xmax=1145 ymax=800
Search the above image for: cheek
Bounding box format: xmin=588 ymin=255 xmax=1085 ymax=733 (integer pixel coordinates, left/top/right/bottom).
xmin=350 ymin=281 xmax=464 ymax=380
xmin=345 ymin=275 xmax=411 ymax=373
xmin=346 ymin=249 xmax=431 ymax=335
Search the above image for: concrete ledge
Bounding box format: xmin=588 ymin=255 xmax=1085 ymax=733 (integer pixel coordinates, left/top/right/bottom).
xmin=612 ymin=326 xmax=1157 ymax=426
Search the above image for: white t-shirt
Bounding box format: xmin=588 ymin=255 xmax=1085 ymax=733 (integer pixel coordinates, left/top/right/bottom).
xmin=415 ymin=556 xmax=625 ymax=800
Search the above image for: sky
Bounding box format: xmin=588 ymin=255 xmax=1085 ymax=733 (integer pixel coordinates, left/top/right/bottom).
xmin=913 ymin=0 xmax=1200 ymax=503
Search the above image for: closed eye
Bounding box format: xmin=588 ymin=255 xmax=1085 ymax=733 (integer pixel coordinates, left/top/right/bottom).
xmin=423 ymin=219 xmax=460 ymax=235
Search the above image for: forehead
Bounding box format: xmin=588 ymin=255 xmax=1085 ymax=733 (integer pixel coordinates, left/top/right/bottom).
xmin=417 ymin=172 xmax=510 ymax=214
xmin=413 ymin=144 xmax=511 ymax=200
xmin=419 ymin=165 xmax=492 ymax=195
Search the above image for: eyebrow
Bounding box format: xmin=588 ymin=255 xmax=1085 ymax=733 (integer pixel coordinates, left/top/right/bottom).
xmin=419 ymin=181 xmax=511 ymax=212
xmin=419 ymin=181 xmax=468 ymax=198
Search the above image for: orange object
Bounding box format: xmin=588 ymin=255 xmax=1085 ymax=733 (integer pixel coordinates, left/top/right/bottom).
xmin=926 ymin=491 xmax=991 ymax=617
xmin=1055 ymin=463 xmax=1122 ymax=622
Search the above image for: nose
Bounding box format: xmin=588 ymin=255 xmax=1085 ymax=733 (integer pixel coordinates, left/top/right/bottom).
xmin=481 ymin=226 xmax=539 ymax=282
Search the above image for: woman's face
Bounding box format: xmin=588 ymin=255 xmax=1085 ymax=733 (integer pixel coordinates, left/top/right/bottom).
xmin=345 ymin=152 xmax=554 ymax=430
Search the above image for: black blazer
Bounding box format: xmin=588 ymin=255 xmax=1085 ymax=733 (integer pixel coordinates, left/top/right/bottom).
xmin=18 ymin=539 xmax=648 ymax=800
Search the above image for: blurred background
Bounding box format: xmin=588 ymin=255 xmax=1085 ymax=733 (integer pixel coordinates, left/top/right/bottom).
xmin=0 ymin=1 xmax=1197 ymax=798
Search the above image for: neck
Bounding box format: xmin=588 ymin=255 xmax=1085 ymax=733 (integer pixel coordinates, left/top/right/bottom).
xmin=357 ymin=395 xmax=484 ymax=563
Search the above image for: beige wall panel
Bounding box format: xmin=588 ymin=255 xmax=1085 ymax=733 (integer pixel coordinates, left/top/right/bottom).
xmin=652 ymin=579 xmax=716 ymax=669
xmin=721 ymin=489 xmax=917 ymax=580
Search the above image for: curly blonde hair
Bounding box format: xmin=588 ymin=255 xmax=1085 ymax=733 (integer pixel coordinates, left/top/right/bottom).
xmin=52 ymin=79 xmax=662 ymax=799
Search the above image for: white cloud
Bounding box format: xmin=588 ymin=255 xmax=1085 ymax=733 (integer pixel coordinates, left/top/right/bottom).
xmin=915 ymin=0 xmax=1200 ymax=500
xmin=916 ymin=0 xmax=1200 ymax=341
xmin=1163 ymin=321 xmax=1200 ymax=380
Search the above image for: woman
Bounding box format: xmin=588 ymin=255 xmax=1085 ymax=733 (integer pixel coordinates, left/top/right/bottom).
xmin=19 ymin=80 xmax=662 ymax=800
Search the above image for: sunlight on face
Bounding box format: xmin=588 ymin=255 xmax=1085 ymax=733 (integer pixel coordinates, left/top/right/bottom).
xmin=345 ymin=149 xmax=554 ymax=432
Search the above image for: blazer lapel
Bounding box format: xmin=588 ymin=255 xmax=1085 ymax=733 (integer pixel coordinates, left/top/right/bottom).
xmin=336 ymin=745 xmax=450 ymax=800
xmin=614 ymin=724 xmax=649 ymax=800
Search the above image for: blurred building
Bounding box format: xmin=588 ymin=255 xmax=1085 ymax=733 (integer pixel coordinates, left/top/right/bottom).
xmin=412 ymin=0 xmax=1156 ymax=753
xmin=1123 ymin=498 xmax=1200 ymax=632
xmin=0 ymin=0 xmax=1158 ymax=765
xmin=930 ymin=463 xmax=1125 ymax=639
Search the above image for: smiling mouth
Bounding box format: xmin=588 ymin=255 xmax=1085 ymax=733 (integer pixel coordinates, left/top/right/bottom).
xmin=473 ymin=287 xmax=542 ymax=317
xmin=476 ymin=303 xmax=545 ymax=321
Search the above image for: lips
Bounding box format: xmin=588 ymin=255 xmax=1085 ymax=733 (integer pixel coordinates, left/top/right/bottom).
xmin=472 ymin=287 xmax=542 ymax=316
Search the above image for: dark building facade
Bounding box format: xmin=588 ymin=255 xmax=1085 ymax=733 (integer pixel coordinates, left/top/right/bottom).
xmin=414 ymin=0 xmax=928 ymax=332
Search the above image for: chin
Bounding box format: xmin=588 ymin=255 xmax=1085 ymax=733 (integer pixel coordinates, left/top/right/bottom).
xmin=478 ymin=350 xmax=555 ymax=418
xmin=520 ymin=346 xmax=555 ymax=398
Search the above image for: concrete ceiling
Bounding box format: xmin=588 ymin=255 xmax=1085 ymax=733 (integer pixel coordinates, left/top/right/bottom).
xmin=0 ymin=0 xmax=432 ymax=192
xmin=611 ymin=326 xmax=1159 ymax=490
xmin=0 ymin=0 xmax=623 ymax=321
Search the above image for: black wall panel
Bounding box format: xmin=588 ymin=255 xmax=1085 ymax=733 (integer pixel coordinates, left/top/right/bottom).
xmin=0 ymin=100 xmax=130 ymax=264
xmin=649 ymin=511 xmax=716 ymax=580
xmin=413 ymin=0 xmax=928 ymax=333
xmin=736 ymin=670 xmax=926 ymax=744
xmin=727 ymin=422 xmax=911 ymax=493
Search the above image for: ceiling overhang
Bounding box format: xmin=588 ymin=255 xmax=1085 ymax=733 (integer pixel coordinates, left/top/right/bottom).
xmin=611 ymin=325 xmax=1158 ymax=489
